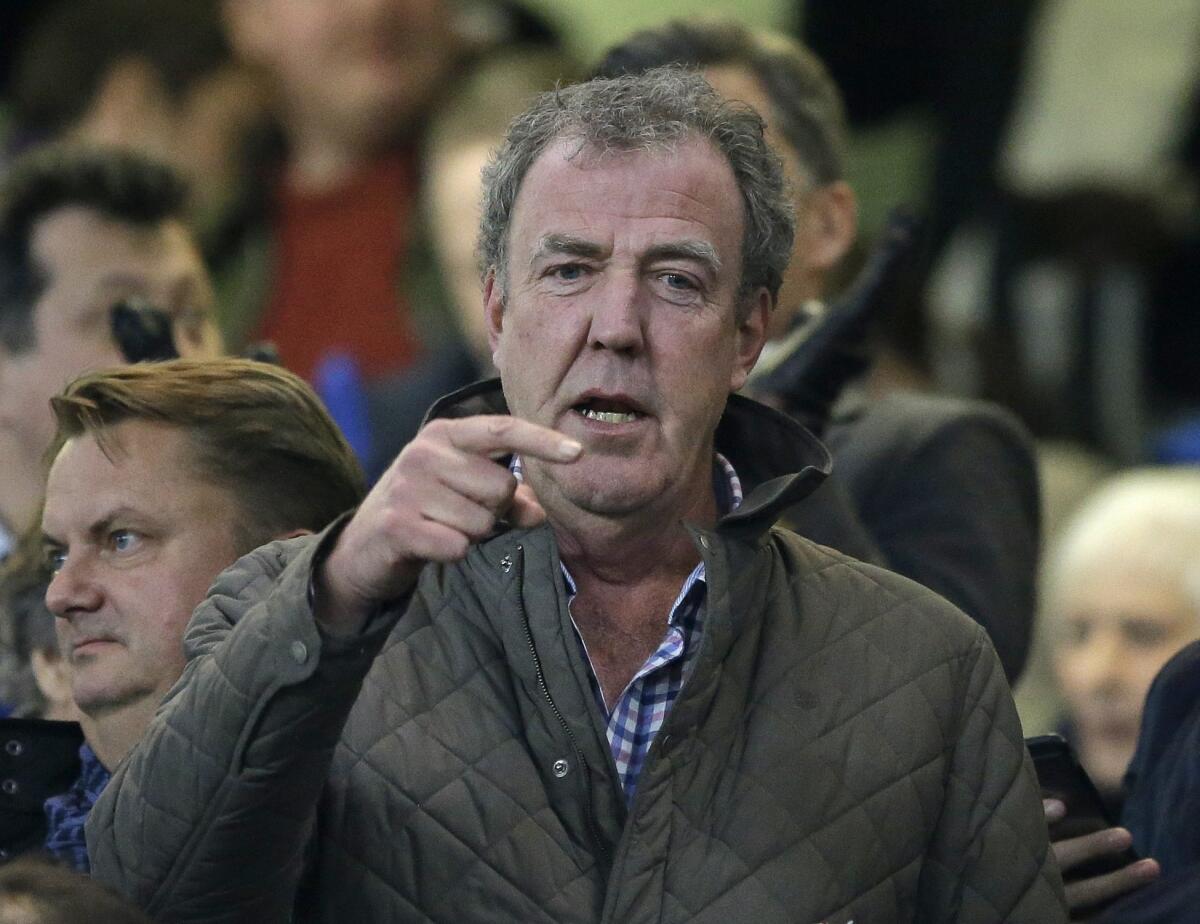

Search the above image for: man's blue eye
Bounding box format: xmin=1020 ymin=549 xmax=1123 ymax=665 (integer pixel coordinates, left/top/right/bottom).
xmin=45 ymin=549 xmax=66 ymax=574
xmin=554 ymin=264 xmax=584 ymax=280
xmin=663 ymin=273 xmax=694 ymax=290
xmin=111 ymin=530 xmax=138 ymax=552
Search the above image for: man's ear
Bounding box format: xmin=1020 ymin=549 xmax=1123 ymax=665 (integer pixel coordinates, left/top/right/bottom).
xmin=801 ymin=180 xmax=858 ymax=275
xmin=483 ymin=270 xmax=505 ymax=363
xmin=729 ymin=288 xmax=771 ymax=393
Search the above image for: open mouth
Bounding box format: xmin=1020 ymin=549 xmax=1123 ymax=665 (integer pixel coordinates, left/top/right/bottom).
xmin=573 ymin=398 xmax=643 ymax=424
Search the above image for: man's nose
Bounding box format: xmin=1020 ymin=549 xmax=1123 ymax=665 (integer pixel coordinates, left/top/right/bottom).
xmin=1077 ymin=627 xmax=1125 ymax=693
xmin=587 ymin=277 xmax=645 ymax=354
xmin=45 ymin=555 xmax=104 ymax=619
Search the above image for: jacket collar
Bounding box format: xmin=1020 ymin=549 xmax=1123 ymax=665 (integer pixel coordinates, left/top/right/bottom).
xmin=423 ymin=378 xmax=830 ymax=541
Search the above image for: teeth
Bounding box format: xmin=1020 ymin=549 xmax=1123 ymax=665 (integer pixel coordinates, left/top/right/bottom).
xmin=581 ymin=408 xmax=638 ymax=423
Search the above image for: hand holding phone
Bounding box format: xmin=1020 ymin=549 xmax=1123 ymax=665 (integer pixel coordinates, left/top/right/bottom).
xmin=1027 ymin=734 xmax=1160 ymax=916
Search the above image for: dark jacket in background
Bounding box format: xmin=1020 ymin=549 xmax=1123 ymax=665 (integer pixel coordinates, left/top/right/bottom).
xmin=0 ymin=718 xmax=82 ymax=862
xmin=788 ymin=390 xmax=1040 ymax=681
xmin=1095 ymin=862 xmax=1200 ymax=924
xmin=1121 ymin=640 xmax=1200 ymax=876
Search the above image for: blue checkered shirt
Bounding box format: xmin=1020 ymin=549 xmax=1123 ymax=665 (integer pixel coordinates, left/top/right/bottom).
xmin=43 ymin=742 xmax=110 ymax=873
xmin=511 ymin=453 xmax=742 ymax=804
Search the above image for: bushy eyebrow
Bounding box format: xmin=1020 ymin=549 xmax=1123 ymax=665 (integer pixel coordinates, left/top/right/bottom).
xmin=529 ymin=235 xmax=722 ymax=278
xmin=529 ymin=234 xmax=608 ymax=266
xmin=40 ymin=505 xmax=149 ymax=548
xmin=642 ymin=241 xmax=721 ymax=277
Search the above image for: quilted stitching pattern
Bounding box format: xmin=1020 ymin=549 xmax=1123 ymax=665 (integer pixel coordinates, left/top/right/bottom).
xmin=89 ymin=528 xmax=1065 ymax=924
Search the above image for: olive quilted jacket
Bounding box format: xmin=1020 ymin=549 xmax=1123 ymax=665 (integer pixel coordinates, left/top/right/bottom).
xmin=87 ymin=388 xmax=1065 ymax=923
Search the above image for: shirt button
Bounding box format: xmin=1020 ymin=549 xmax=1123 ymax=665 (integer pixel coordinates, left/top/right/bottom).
xmin=1 ymin=779 xmax=17 ymax=796
xmin=552 ymin=758 xmax=570 ymax=779
xmin=290 ymin=640 xmax=309 ymax=665
xmin=4 ymin=740 xmax=22 ymax=757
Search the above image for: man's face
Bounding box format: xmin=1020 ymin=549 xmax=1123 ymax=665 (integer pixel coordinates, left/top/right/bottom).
xmin=1053 ymin=562 xmax=1200 ymax=792
xmin=232 ymin=0 xmax=457 ymax=143
xmin=704 ymin=65 xmax=854 ymax=334
xmin=0 ymin=206 xmax=219 ymax=498
xmin=487 ymin=139 xmax=768 ymax=520
xmin=41 ymin=421 xmax=242 ymax=716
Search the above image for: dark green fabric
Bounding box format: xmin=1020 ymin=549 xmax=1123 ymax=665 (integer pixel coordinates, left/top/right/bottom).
xmin=88 ymin=391 xmax=1065 ymax=923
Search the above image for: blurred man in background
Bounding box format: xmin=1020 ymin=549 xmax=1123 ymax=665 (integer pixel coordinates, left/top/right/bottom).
xmin=3 ymin=0 xmax=267 ymax=235
xmin=0 ymin=146 xmax=222 ymax=552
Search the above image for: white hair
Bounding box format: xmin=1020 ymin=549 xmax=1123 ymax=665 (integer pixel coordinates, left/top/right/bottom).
xmin=1042 ymin=467 xmax=1200 ymax=619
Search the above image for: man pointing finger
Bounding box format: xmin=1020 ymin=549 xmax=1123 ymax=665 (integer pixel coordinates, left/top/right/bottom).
xmin=316 ymin=415 xmax=580 ymax=633
xmin=88 ymin=68 xmax=1064 ymax=924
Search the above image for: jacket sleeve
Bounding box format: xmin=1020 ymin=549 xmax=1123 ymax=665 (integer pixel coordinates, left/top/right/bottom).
xmin=919 ymin=623 xmax=1067 ymax=922
xmin=85 ymin=528 xmax=402 ymax=924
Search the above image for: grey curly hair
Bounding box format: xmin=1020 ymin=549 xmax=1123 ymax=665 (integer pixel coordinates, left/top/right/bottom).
xmin=477 ymin=66 xmax=795 ymax=313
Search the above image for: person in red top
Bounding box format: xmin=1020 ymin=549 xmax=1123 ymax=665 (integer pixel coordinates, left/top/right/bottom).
xmin=216 ymin=0 xmax=463 ymax=382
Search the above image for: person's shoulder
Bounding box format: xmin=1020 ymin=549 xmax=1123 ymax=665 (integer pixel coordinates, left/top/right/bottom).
xmin=1136 ymin=640 xmax=1200 ymax=757
xmin=208 ymin=533 xmax=324 ymax=601
xmin=1148 ymin=640 xmax=1200 ymax=700
xmin=825 ymin=390 xmax=1039 ymax=512
xmin=831 ymin=389 xmax=1032 ymax=453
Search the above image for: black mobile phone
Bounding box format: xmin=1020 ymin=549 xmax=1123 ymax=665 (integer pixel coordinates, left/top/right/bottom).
xmin=1026 ymin=733 xmax=1138 ymax=878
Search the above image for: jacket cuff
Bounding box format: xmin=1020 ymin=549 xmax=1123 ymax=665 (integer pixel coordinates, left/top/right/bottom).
xmin=305 ymin=510 xmax=407 ymax=654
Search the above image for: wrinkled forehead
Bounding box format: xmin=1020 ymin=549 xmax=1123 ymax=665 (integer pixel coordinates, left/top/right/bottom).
xmin=41 ymin=421 xmax=218 ymax=531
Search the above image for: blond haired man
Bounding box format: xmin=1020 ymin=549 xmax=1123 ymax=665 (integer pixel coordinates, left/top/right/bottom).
xmin=0 ymin=359 xmax=363 ymax=870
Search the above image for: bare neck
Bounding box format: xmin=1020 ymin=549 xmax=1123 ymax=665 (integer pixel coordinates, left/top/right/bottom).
xmin=281 ymin=102 xmax=389 ymax=194
xmin=550 ymin=498 xmax=715 ymax=711
xmin=80 ymin=696 xmax=160 ymax=771
xmin=553 ymin=509 xmax=707 ymax=591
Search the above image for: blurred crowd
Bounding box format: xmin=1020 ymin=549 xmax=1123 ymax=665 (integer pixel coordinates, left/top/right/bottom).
xmin=0 ymin=1 xmax=1196 ymax=922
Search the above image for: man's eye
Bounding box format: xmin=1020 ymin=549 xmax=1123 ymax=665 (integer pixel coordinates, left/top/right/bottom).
xmin=1121 ymin=619 xmax=1172 ymax=648
xmin=551 ymin=264 xmax=586 ymax=282
xmin=110 ymin=530 xmax=141 ymax=553
xmin=662 ymin=273 xmax=695 ymax=290
xmin=1061 ymin=618 xmax=1091 ymax=646
xmin=44 ymin=548 xmax=67 ymax=574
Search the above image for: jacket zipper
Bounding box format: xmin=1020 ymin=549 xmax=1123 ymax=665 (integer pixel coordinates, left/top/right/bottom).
xmin=513 ymin=543 xmax=610 ymax=860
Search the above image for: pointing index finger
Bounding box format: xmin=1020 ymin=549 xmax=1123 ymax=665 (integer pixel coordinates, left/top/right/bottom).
xmin=445 ymin=415 xmax=582 ymax=463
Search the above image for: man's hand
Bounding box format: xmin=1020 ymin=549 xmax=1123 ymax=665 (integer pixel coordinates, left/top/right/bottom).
xmin=1043 ymin=799 xmax=1161 ymax=917
xmin=315 ymin=416 xmax=581 ymax=634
